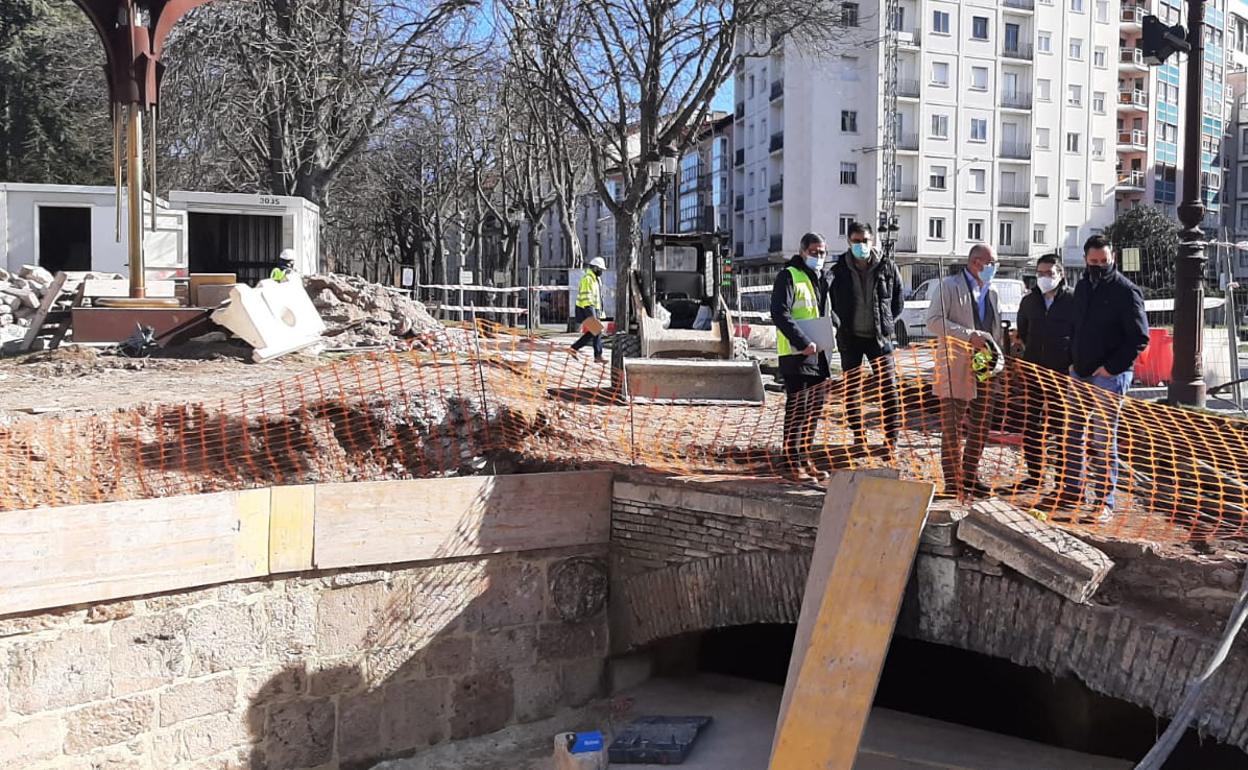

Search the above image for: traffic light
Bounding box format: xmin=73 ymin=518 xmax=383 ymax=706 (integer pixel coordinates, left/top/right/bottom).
xmin=1141 ymin=15 xmax=1191 ymax=65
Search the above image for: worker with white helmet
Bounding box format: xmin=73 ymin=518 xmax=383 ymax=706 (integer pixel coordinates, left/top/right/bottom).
xmin=270 ymin=248 xmax=298 ymax=283
xmin=569 ymin=257 xmax=607 ymax=362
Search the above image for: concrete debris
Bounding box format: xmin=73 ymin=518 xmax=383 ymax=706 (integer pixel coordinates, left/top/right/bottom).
xmin=302 ymin=273 xmax=468 ymax=351
xmin=0 ymin=268 xmax=122 ymax=352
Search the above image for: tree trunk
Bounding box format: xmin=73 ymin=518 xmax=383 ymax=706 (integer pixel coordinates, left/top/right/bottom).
xmin=528 ymin=226 xmax=542 ymax=329
xmin=613 ymin=209 xmax=639 ymax=324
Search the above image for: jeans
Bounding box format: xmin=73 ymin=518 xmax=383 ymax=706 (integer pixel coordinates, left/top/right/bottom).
xmin=839 ymin=337 xmax=901 ymax=448
xmin=1072 ymin=370 xmax=1132 ymax=509
xmin=571 ymin=306 xmax=603 ymax=358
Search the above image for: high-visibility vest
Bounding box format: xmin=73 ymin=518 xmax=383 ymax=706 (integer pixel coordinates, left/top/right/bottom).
xmin=270 ymin=267 xmax=287 ymax=282
xmin=577 ymin=271 xmax=601 ymax=310
xmin=777 ymin=266 xmax=819 ymax=357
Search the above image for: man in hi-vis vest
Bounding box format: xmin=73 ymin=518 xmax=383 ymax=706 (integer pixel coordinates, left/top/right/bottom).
xmin=771 ymin=232 xmax=838 ymax=482
xmin=569 ymin=257 xmax=607 ymax=362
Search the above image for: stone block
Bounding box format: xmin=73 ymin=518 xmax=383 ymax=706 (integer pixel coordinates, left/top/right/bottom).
xmin=9 ymin=627 xmax=111 ymax=714
xmin=64 ymin=694 xmax=154 ymax=754
xmin=263 ymin=698 xmax=335 ymax=770
xmin=474 ymin=627 xmax=536 ymax=671
xmin=365 ymin=646 xmax=424 ymax=686
xmin=86 ymin=600 xmax=136 ymax=624
xmin=450 ymin=672 xmax=514 ymax=740
xmin=0 ymin=714 xmax=65 ymax=765
xmin=110 ymin=613 xmax=189 ymax=695
xmin=185 ymin=603 xmax=267 ymax=675
xmin=382 ymin=677 xmax=450 ymax=753
xmin=958 ymin=499 xmax=1114 ymax=604
xmin=262 ymin=591 xmax=317 ymax=658
xmin=315 ymin=581 xmax=389 ymax=655
xmin=159 ymin=674 xmax=238 ymax=727
xmin=559 ymin=658 xmax=605 ymax=707
xmin=537 ymin=620 xmax=607 ymax=661
xmin=153 ymin=711 xmax=250 ymax=766
xmin=424 ymin=635 xmax=473 ymax=677
xmin=337 ymin=688 xmax=385 ymax=765
xmin=512 ymin=665 xmax=561 ymax=723
xmin=307 ymin=658 xmax=366 ymax=697
xmin=463 ymin=560 xmax=544 ymax=631
xmin=244 ymin=663 xmax=307 ymax=704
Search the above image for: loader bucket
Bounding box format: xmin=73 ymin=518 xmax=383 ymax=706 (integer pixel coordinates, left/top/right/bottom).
xmin=622 ymin=358 xmax=766 ymax=404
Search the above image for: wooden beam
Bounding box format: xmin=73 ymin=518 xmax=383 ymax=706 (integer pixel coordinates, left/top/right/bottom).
xmin=269 ymin=485 xmax=315 ymax=574
xmin=770 ymin=472 xmax=933 ymax=769
xmin=313 ymin=471 xmax=613 ymax=570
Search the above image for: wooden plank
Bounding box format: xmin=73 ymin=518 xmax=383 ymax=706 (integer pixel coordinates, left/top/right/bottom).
xmin=770 ymin=472 xmax=933 ymax=770
xmin=270 ymin=485 xmax=315 ymax=573
xmin=19 ymin=271 xmax=68 ymax=352
xmin=313 ymin=471 xmax=613 ymax=570
xmin=0 ymin=488 xmax=272 ymax=616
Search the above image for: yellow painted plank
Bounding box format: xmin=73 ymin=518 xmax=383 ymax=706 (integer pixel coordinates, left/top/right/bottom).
xmin=269 ymin=484 xmax=315 ymax=573
xmin=770 ymin=473 xmax=933 ymax=769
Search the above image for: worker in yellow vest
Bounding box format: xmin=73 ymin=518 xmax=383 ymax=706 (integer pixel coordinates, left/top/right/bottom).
xmin=771 ymin=233 xmax=838 ymax=482
xmin=569 ymin=257 xmax=607 ymax=362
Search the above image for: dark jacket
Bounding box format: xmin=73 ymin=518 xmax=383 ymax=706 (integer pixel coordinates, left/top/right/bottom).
xmin=1017 ymin=283 xmax=1075 ymax=372
xmin=828 ymin=248 xmax=904 ymax=351
xmin=1071 ymin=267 xmax=1150 ymax=377
xmin=771 ymin=254 xmax=837 ymax=381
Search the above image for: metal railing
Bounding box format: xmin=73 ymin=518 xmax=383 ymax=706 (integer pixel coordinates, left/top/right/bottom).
xmin=1118 ymin=89 xmax=1149 ymax=109
xmin=769 ymin=233 xmax=783 ymax=253
xmin=999 ymin=240 xmax=1031 ymax=256
xmin=769 ymin=182 xmax=783 ymax=202
xmin=769 ymin=132 xmax=784 ymax=153
xmin=1121 ymin=5 xmax=1144 ymax=24
xmin=1003 ymin=43 xmax=1034 ymax=61
xmin=998 ymin=191 xmax=1031 ymax=208
xmin=1118 ymin=170 xmax=1146 ymax=188
xmin=999 ymin=141 xmax=1032 ymax=160
xmin=1004 ymin=0 xmax=1035 ymax=9
xmin=895 ymin=236 xmax=918 ymax=253
xmin=734 ymin=242 xmax=744 ymax=258
xmin=1120 ymin=47 xmax=1145 ymax=66
xmin=734 ymin=102 xmax=745 ymax=120
xmin=734 ymin=194 xmax=744 ymax=212
xmin=1000 ymin=91 xmax=1033 ymax=109
xmin=770 ymin=80 xmax=784 ymax=101
xmin=735 ymin=148 xmax=745 ymax=166
xmin=891 ymin=185 xmax=919 ymax=202
xmin=897 ymin=133 xmax=920 ymax=151
xmin=1118 ymin=129 xmax=1148 ymax=147
xmin=897 ymin=79 xmax=921 ymax=98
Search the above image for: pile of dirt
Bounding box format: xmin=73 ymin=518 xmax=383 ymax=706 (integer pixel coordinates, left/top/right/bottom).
xmin=303 ymin=273 xmax=467 ymax=351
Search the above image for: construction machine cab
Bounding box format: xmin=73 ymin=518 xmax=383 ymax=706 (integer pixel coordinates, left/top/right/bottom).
xmin=636 ymin=232 xmax=729 ymax=330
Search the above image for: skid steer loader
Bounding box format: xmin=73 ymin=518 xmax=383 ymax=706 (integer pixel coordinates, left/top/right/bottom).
xmin=610 ymin=232 xmax=765 ymax=404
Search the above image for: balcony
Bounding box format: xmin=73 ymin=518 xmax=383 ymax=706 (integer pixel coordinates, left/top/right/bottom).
xmin=735 ymin=148 xmax=745 ymax=167
xmin=1000 ymin=91 xmax=1033 ymax=110
xmin=898 ymin=79 xmax=921 ymax=99
xmin=734 ymin=102 xmax=744 ymax=120
xmin=769 ymin=233 xmax=784 ymax=253
xmin=1002 ymin=43 xmax=1034 ymax=61
xmin=999 ymin=141 xmax=1032 ymax=160
xmin=1117 ymin=129 xmax=1148 ymax=151
xmin=734 ymin=242 xmax=744 ymax=258
xmin=895 ymin=236 xmax=918 ymax=254
xmin=998 ymin=191 xmax=1031 ymax=208
xmin=770 ymin=80 xmax=784 ymax=101
xmin=769 ymin=131 xmax=784 ymax=153
xmin=1117 ymin=170 xmax=1146 ymax=190
xmin=769 ymin=182 xmax=783 ymax=203
xmin=1118 ymin=89 xmax=1149 ymax=111
xmin=891 ymin=184 xmax=919 ymax=203
xmin=897 ymin=133 xmax=920 ymax=152
xmin=999 ymin=240 xmax=1031 ymax=256
xmin=1003 ymin=0 xmax=1035 ymax=11
xmin=1120 ymin=47 xmax=1148 ymax=70
xmin=1120 ymin=4 xmax=1144 ymax=28
xmin=734 ymin=194 xmax=744 ymax=212
xmin=896 ymin=28 xmax=921 ymax=48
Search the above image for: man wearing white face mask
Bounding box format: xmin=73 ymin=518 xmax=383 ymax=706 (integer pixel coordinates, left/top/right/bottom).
xmin=771 ymin=232 xmax=839 ymax=481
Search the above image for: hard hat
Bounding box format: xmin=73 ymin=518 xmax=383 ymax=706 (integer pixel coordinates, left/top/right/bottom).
xmin=971 ymin=337 xmax=1006 ymax=383
xmin=278 ymin=248 xmax=297 ymax=266
xmin=589 ymin=257 xmax=607 ymax=270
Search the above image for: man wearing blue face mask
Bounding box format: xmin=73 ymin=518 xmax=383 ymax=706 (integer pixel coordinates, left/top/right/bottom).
xmin=828 ymin=222 xmax=905 ymax=459
xmin=772 ymin=232 xmax=840 ymax=481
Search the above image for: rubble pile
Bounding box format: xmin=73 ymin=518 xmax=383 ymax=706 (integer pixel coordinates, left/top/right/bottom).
xmin=303 ymin=273 xmax=468 ymax=351
xmin=0 ymin=265 xmax=94 ymax=346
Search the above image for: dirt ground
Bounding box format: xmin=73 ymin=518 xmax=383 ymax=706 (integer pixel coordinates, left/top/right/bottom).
xmin=0 ymin=343 xmax=323 ymax=420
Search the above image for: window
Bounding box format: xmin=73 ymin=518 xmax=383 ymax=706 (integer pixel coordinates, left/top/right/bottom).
xmin=1240 ymin=205 xmax=1248 ymax=232
xmin=1066 ymin=179 xmax=1081 ymax=200
xmin=1038 ymin=32 xmax=1052 ymax=53
xmin=1066 ymin=132 xmax=1081 ymax=153
xmin=932 ymin=61 xmax=949 ymax=86
xmin=971 ymin=67 xmax=988 ymax=90
xmin=1037 ymin=79 xmax=1052 ymax=101
xmin=1096 ymin=0 xmax=1109 ymax=21
xmin=1037 ymin=128 xmax=1050 ymax=149
xmin=841 ymin=110 xmax=858 ymax=133
xmin=840 ymin=56 xmax=860 ymax=81
xmin=970 ymin=118 xmax=988 ymax=142
xmin=930 ymin=165 xmax=948 ymax=190
xmin=1093 ymin=91 xmax=1106 ymax=114
xmin=1067 ymin=84 xmax=1082 ymax=106
xmin=931 ymin=114 xmax=950 ymax=138
xmin=968 ymin=220 xmax=984 ymax=241
xmin=748 ymin=76 xmax=755 ymax=98
xmin=1094 ymin=46 xmax=1108 ymax=68
xmin=841 ymin=2 xmax=859 ymax=26
xmin=840 ymin=162 xmax=858 ymax=185
xmin=1069 ymin=38 xmax=1083 ymax=59
xmin=1034 ymin=224 xmax=1047 ymax=245
xmin=972 ymin=16 xmax=989 ymax=40
xmin=999 ymin=221 xmax=1014 ymax=247
xmin=933 ymin=10 xmax=950 ymax=34
xmin=929 ymin=217 xmax=947 ymax=240
xmin=748 ymin=219 xmax=755 ymax=242
xmin=1071 ymin=0 xmax=1083 ymax=11
xmin=1065 ymin=226 xmax=1079 ymax=246
xmin=970 ymin=168 xmax=986 ymax=192
xmin=838 ymin=215 xmax=856 ymax=236
xmin=1036 ymin=176 xmax=1050 ymax=197
xmin=1091 ymin=183 xmax=1105 ymax=203
xmin=1092 ymin=137 xmax=1105 ymax=159
xmin=1242 ymin=127 xmax=1248 ymax=155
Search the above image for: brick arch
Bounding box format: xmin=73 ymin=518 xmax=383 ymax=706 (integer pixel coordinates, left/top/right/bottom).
xmin=612 ymin=550 xmax=810 ymax=651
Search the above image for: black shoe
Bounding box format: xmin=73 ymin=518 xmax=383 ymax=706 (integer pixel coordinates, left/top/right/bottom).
xmin=965 ymin=481 xmax=995 ymax=499
xmin=1015 ymin=475 xmax=1041 ymax=492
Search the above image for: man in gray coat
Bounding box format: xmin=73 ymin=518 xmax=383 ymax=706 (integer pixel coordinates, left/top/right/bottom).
xmin=926 ymin=244 xmax=1005 ymax=500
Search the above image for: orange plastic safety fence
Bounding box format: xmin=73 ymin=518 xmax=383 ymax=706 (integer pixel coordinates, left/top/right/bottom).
xmin=5 ymin=327 xmax=1247 ymax=544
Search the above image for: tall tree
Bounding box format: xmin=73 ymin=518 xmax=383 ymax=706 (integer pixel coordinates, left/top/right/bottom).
xmin=1104 ymin=205 xmax=1181 ymax=298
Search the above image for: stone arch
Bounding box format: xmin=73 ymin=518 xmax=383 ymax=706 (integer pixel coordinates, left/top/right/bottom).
xmin=611 ymin=550 xmax=810 ymax=651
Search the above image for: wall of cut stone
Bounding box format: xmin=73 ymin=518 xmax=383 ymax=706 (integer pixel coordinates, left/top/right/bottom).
xmin=0 ymin=545 xmax=609 ymax=770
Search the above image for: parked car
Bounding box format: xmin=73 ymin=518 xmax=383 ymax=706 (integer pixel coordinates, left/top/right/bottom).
xmin=894 ymin=277 xmax=1026 ymax=346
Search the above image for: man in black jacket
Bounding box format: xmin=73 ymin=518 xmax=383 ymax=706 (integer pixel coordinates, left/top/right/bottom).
xmin=1069 ymin=235 xmax=1149 ymax=521
xmin=828 ymin=222 xmax=904 ymax=456
xmin=771 ymin=232 xmax=838 ymax=481
xmin=1015 ymin=254 xmax=1079 ymax=506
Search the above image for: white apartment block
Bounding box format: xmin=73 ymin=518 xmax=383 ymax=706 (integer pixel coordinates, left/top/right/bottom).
xmin=732 ymin=0 xmax=1122 ymax=284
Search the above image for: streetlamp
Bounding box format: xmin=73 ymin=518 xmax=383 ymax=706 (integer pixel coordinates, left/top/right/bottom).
xmin=647 ymin=146 xmax=679 ymax=235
